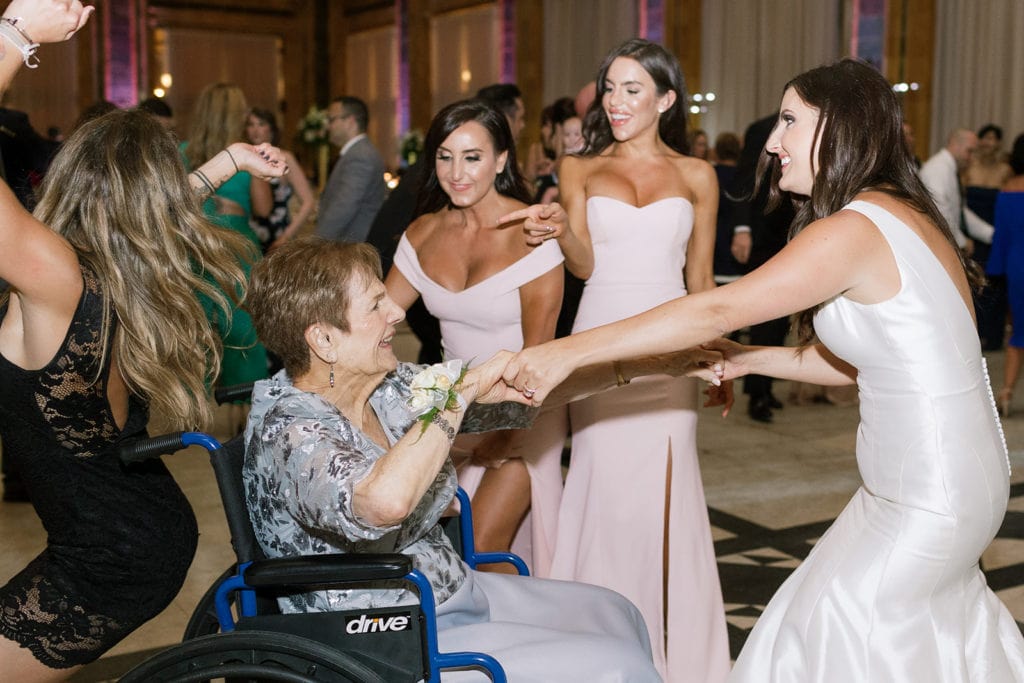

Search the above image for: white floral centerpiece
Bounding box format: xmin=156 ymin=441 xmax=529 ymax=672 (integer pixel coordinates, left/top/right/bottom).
xmin=399 ymin=128 xmax=424 ymax=167
xmin=299 ymin=106 xmax=328 ymax=146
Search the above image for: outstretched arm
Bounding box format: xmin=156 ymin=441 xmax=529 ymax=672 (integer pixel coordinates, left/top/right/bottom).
xmin=501 ymin=207 xmax=890 ymax=403
xmin=0 ymin=1 xmax=95 ymax=362
xmin=467 ymin=348 xmax=727 ymax=410
xmin=704 ymin=337 xmax=856 ymax=387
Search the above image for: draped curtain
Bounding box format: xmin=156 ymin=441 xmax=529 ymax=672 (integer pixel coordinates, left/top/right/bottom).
xmin=541 ymin=0 xmax=638 ymax=106
xmin=699 ymin=0 xmax=842 ymax=144
xmin=4 ymin=41 xmax=79 ymax=137
xmin=930 ymin=0 xmax=1024 ymax=155
xmin=346 ymin=26 xmax=399 ymax=169
xmin=164 ymin=29 xmax=281 ymax=140
xmin=430 ymin=5 xmax=501 ymax=113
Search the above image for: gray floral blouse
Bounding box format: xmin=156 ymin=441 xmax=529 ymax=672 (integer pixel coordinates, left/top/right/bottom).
xmin=243 ymin=364 xmax=535 ymax=613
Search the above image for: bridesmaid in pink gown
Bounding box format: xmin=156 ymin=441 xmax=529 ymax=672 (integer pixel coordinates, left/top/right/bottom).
xmin=505 ymin=39 xmax=730 ymax=682
xmin=386 ymin=99 xmax=567 ymax=576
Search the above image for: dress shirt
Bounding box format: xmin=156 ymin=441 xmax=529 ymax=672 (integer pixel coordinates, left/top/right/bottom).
xmin=919 ymin=148 xmax=994 ymax=246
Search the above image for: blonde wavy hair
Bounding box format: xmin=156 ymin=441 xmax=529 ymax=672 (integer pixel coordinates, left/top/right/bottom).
xmin=31 ymin=109 xmax=254 ymax=430
xmin=183 ymin=83 xmax=248 ymax=170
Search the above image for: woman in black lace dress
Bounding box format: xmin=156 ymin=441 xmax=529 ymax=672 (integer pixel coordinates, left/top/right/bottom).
xmin=0 ymin=3 xmax=287 ymax=680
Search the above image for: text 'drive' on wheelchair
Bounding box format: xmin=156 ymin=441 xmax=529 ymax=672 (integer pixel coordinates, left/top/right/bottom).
xmin=117 ymin=424 xmax=528 ymax=683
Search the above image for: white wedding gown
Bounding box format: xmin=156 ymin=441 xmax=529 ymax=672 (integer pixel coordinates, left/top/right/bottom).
xmin=730 ymin=200 xmax=1024 ymax=682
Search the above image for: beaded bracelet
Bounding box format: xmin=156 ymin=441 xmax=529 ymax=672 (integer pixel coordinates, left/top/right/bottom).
xmin=430 ymin=411 xmax=457 ymax=444
xmin=0 ymin=17 xmax=39 ymax=69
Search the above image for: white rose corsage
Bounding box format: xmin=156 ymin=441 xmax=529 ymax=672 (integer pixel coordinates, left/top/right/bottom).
xmin=407 ymin=360 xmax=468 ymax=440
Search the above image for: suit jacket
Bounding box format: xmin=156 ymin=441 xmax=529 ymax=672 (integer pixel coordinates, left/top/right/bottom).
xmin=919 ymin=148 xmax=993 ymax=246
xmin=728 ymin=114 xmax=794 ymax=270
xmin=316 ymin=135 xmax=386 ymax=243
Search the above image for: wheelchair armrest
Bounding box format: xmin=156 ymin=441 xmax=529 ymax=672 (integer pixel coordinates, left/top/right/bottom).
xmin=214 ymin=382 xmax=255 ymax=405
xmin=242 ymin=552 xmax=413 ymax=588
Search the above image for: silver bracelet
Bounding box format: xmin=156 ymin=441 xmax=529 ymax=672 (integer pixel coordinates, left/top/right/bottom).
xmin=430 ymin=411 xmax=456 ymax=444
xmin=0 ymin=17 xmax=39 ymax=69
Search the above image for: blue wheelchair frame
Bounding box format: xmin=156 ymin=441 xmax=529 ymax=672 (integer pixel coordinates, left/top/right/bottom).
xmin=122 ymin=430 xmax=528 ymax=682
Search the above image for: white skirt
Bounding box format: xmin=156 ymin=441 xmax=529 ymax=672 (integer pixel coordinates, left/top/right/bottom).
xmin=435 ymin=568 xmax=661 ymax=682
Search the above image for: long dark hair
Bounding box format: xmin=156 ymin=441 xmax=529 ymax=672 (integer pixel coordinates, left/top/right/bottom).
xmin=414 ymin=98 xmax=532 ymax=217
xmin=755 ymin=59 xmax=983 ymax=344
xmin=248 ymin=107 xmax=280 ymax=146
xmin=581 ymin=39 xmax=689 ymax=156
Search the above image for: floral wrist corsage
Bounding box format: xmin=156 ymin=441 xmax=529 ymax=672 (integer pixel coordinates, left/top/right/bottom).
xmin=407 ymin=360 xmax=468 ymax=441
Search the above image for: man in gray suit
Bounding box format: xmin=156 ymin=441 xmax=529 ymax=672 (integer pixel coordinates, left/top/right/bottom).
xmin=316 ymin=96 xmax=385 ymax=243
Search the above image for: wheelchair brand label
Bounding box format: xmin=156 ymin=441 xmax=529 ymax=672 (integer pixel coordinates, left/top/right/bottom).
xmin=345 ymin=612 xmax=413 ymax=634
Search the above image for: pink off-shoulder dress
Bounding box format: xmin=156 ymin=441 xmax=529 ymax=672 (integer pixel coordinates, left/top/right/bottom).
xmin=393 ymin=235 xmax=567 ymax=576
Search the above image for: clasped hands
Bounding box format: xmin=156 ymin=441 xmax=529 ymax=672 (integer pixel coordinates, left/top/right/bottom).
xmin=460 ymin=343 xmax=740 ymax=417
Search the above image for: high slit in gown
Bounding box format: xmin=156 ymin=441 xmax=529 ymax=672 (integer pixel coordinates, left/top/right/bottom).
xmin=551 ymin=195 xmax=731 ymax=683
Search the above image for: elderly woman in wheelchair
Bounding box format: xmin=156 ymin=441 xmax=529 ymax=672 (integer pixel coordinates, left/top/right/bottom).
xmin=238 ymin=236 xmax=727 ymax=681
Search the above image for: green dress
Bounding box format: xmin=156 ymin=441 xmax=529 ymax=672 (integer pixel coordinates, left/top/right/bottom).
xmin=181 ymin=143 xmax=268 ymax=389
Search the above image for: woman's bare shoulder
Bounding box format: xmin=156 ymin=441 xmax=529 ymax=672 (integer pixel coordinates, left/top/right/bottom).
xmin=673 ymin=155 xmax=716 ymax=182
xmin=1003 ymin=175 xmax=1024 ymax=192
xmin=403 ymin=212 xmax=442 ymax=248
xmin=560 ymin=153 xmax=601 ymax=174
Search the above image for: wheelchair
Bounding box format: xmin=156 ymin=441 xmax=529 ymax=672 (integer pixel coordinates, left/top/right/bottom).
xmin=118 ymin=414 xmax=528 ymax=681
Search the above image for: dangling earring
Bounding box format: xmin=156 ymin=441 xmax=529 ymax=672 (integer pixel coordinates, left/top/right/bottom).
xmin=329 ymin=363 xmax=335 ymax=388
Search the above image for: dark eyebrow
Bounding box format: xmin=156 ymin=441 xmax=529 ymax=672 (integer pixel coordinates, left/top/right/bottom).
xmin=436 ymin=146 xmax=484 ymax=155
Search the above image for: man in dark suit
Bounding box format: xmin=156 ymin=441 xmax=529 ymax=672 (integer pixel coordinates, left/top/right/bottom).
xmin=728 ymin=114 xmax=795 ymax=423
xmin=315 ymin=96 xmax=386 ymax=243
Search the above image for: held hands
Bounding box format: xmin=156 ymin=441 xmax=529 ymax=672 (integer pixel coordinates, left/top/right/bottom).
xmin=225 ymin=143 xmax=289 ymax=181
xmin=631 ymin=348 xmax=734 ymax=417
xmin=3 ymin=0 xmax=94 ymax=44
xmin=461 ymin=351 xmax=533 ymax=406
xmin=501 ymin=340 xmax=576 ymax=406
xmin=700 ymin=337 xmax=751 ymax=382
xmin=498 ymin=202 xmax=569 ymax=246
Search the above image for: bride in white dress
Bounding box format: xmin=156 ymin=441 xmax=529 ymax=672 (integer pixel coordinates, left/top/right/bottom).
xmin=501 ymin=58 xmax=1024 ymax=681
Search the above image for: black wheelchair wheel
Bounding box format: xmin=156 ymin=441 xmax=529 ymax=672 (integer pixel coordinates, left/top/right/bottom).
xmin=183 ymin=563 xmax=238 ymax=640
xmin=120 ymin=631 xmax=388 ymax=683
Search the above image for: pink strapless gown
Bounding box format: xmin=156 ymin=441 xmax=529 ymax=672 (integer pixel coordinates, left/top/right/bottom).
xmin=552 ymin=196 xmax=730 ymax=682
xmin=393 ymin=236 xmax=567 ymax=576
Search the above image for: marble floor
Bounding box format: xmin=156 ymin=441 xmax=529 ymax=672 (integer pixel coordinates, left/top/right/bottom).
xmin=3 ymin=328 xmax=1024 ymax=681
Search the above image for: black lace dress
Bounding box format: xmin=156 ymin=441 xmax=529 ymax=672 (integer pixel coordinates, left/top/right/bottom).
xmin=0 ymin=264 xmax=198 ymax=668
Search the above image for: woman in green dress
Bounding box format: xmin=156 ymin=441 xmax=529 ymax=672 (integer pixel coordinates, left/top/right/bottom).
xmin=182 ymin=83 xmax=271 ymax=391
